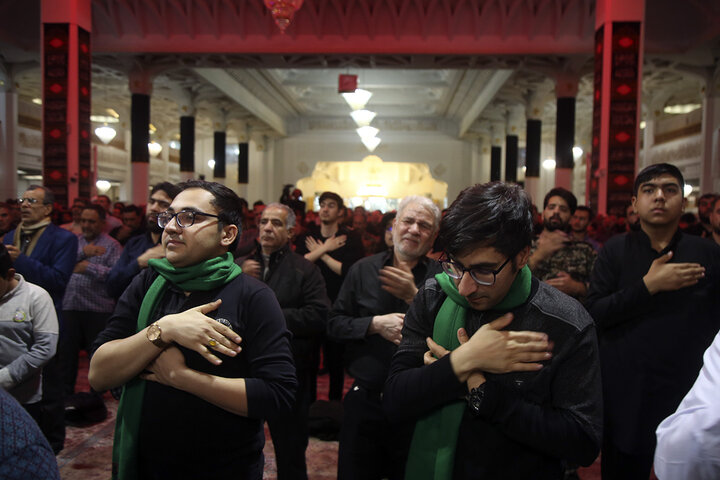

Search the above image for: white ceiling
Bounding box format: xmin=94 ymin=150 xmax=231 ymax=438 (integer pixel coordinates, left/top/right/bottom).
xmin=0 ymin=0 xmax=718 ymax=155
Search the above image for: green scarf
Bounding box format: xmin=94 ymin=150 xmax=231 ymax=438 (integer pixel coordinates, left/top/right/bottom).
xmin=404 ymin=265 xmax=532 ymax=480
xmin=112 ymin=253 xmax=242 ymax=480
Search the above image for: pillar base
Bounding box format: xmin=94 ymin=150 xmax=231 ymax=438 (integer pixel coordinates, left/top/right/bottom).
xmin=131 ymin=162 xmax=149 ymax=205
xmin=555 ymin=168 xmax=573 ymax=191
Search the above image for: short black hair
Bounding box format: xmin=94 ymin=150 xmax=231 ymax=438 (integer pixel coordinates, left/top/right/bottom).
xmin=27 ymin=185 xmax=54 ymax=206
xmin=575 ymin=205 xmax=593 ymax=218
xmin=440 ymin=182 xmax=533 ymax=259
xmin=319 ymin=191 xmax=344 ymax=210
xmin=253 ymin=200 xmax=265 ymax=208
xmin=543 ymin=187 xmax=577 ymax=215
xmin=177 ymin=180 xmax=242 ymax=251
xmin=633 ymin=163 xmax=684 ymax=196
xmin=83 ymin=204 xmax=107 ymax=220
xmin=151 ymin=182 xmax=181 ymax=200
xmin=0 ymin=244 xmax=12 ymax=277
xmin=382 ymin=211 xmax=396 ymax=230
xmin=122 ymin=204 xmax=144 ymax=216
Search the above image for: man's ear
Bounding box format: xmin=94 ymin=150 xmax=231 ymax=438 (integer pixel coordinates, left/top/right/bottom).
xmin=220 ymin=224 xmax=239 ymax=247
xmin=6 ymin=268 xmax=15 ymax=281
xmin=631 ymin=196 xmax=637 ymax=211
xmin=516 ymin=245 xmax=531 ymax=270
xmin=287 ymin=226 xmax=295 ymax=239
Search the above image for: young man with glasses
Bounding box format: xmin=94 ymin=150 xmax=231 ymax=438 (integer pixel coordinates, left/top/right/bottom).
xmin=328 ymin=195 xmax=442 ymax=480
xmin=89 ymin=180 xmax=296 ymax=480
xmin=3 ymin=185 xmax=78 ymax=453
xmin=383 ymin=182 xmax=602 ymax=479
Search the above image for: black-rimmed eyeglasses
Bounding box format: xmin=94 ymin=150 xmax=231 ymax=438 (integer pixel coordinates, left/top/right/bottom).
xmin=157 ymin=210 xmax=220 ymax=229
xmin=440 ymin=256 xmax=512 ymax=286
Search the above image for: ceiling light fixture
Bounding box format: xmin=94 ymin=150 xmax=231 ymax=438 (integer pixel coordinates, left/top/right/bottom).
xmin=32 ymin=98 xmax=42 ymax=105
xmin=684 ymin=184 xmax=693 ymax=197
xmin=90 ymin=114 xmax=119 ymax=124
xmin=663 ymin=104 xmax=701 ymax=115
xmin=96 ymin=180 xmax=111 ymax=192
xmin=263 ymin=0 xmax=304 ymax=33
xmin=208 ymin=159 xmax=216 ymax=169
xmin=572 ymin=146 xmax=583 ymax=161
xmin=543 ymin=158 xmax=556 ymax=170
xmin=361 ymin=137 xmax=381 ymax=152
xmin=356 ymin=126 xmax=379 ymax=139
xmin=343 ymin=89 xmax=373 ymax=110
xmin=94 ymin=125 xmax=117 ymax=144
xmin=148 ymin=141 xmax=162 ymax=157
xmin=350 ymin=110 xmax=377 ymax=127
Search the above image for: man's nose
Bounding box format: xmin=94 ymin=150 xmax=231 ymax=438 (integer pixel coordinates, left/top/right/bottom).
xmin=456 ymin=271 xmax=477 ymax=297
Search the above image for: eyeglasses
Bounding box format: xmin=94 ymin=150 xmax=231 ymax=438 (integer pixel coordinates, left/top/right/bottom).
xmin=440 ymin=256 xmax=512 ymax=286
xmin=17 ymin=198 xmax=40 ymax=205
xmin=157 ymin=210 xmax=220 ymax=229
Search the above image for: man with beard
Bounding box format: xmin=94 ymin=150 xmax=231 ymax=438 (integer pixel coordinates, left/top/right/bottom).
xmin=709 ymin=196 xmax=720 ymax=246
xmin=528 ymin=187 xmax=597 ymax=302
xmin=328 ymin=195 xmax=441 ymax=480
xmin=587 ymin=163 xmax=720 ymax=479
xmin=106 ymin=182 xmax=181 ymax=299
xmin=684 ymin=193 xmax=718 ymax=238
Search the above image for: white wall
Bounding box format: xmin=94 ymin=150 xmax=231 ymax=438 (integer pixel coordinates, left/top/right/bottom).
xmin=274 ymin=129 xmax=474 ymax=208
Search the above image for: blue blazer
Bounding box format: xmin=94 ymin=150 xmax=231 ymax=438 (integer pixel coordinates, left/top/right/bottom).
xmin=4 ymin=223 xmax=78 ymax=315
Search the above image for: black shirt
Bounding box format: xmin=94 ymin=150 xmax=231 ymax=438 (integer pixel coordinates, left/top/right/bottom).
xmin=586 ymin=229 xmax=720 ymax=454
xmin=94 ymin=267 xmax=297 ymax=478
xmin=294 ymin=225 xmax=364 ymax=302
xmin=327 ymin=249 xmax=440 ymax=390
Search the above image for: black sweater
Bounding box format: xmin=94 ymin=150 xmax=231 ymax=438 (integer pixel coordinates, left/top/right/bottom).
xmin=94 ymin=267 xmax=297 ymax=478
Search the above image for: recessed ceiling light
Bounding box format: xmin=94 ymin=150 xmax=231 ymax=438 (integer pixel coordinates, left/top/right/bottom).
xmin=663 ymin=104 xmax=701 ymax=115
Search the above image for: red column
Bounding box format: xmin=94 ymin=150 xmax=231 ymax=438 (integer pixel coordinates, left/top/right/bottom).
xmin=41 ymin=0 xmax=92 ymax=207
xmin=590 ymin=0 xmax=645 ymax=215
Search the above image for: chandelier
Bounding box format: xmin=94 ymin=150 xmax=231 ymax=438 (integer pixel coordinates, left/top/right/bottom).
xmin=264 ymin=0 xmax=304 ymax=33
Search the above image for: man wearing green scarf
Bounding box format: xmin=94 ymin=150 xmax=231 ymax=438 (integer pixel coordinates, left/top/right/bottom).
xmin=383 ymin=182 xmax=602 ymax=479
xmin=89 ymin=180 xmax=296 ymax=480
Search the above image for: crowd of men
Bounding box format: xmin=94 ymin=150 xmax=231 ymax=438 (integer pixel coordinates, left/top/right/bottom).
xmin=1 ymin=162 xmax=719 ymax=480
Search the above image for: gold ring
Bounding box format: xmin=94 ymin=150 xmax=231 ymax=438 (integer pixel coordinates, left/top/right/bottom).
xmin=208 ymin=338 xmax=218 ymax=347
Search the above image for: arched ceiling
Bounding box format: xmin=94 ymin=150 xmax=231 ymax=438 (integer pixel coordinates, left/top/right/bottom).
xmin=0 ymin=0 xmax=718 ymax=154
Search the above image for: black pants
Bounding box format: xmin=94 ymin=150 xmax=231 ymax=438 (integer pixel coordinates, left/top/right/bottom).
xmin=267 ymin=366 xmax=315 ymax=480
xmin=325 ymin=339 xmax=345 ymax=401
xmin=26 ymin=354 xmax=65 ymax=453
xmin=601 ymin=433 xmax=655 ymax=480
xmin=337 ymin=383 xmax=411 ymax=480
xmin=60 ymin=310 xmax=111 ymax=396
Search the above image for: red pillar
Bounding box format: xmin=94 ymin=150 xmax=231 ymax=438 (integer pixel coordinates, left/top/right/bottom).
xmin=590 ymin=0 xmax=645 ymax=215
xmin=41 ymin=0 xmax=92 ymax=207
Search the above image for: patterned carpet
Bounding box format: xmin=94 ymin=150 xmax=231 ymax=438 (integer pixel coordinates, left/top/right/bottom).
xmin=57 ymin=354 xmax=609 ymax=479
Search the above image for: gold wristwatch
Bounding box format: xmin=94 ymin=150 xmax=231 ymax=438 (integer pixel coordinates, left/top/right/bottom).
xmin=146 ymin=322 xmax=169 ymax=348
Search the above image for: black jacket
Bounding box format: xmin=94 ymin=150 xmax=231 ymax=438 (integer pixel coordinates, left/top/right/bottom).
xmin=249 ymin=243 xmax=330 ymax=370
xmin=384 ymin=277 xmax=602 ymax=479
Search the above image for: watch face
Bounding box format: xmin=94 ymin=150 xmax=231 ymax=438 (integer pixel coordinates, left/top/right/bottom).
xmin=147 ymin=324 xmax=161 ymax=341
